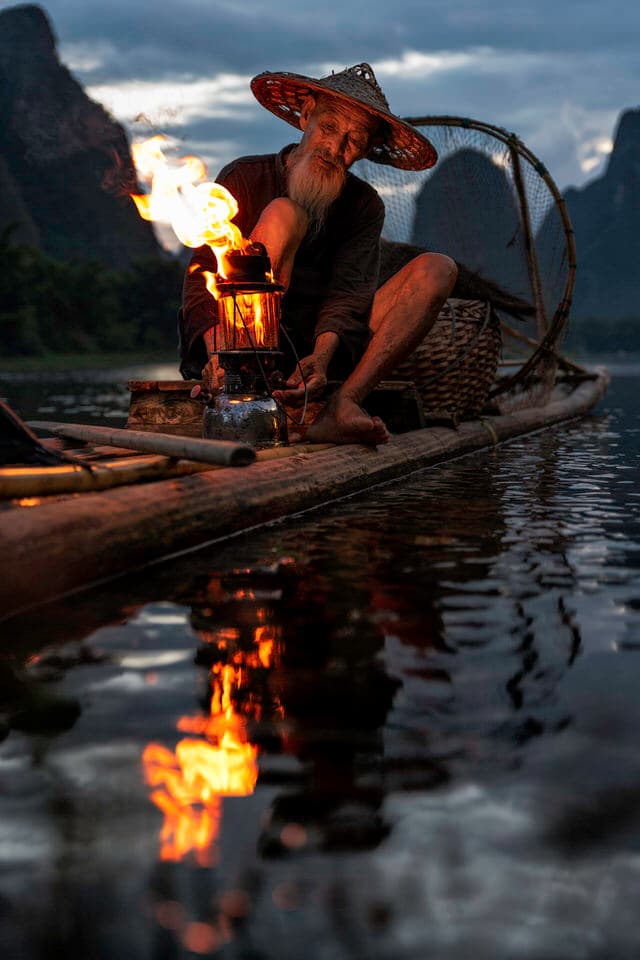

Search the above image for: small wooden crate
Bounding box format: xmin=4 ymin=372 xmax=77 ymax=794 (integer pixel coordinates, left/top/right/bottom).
xmin=127 ymin=380 xmax=205 ymax=437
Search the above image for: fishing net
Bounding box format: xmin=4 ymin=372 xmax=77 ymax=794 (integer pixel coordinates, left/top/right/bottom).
xmin=355 ymin=117 xmax=576 ymax=406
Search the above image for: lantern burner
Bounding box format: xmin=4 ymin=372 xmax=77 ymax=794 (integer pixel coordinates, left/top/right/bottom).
xmin=203 ymin=243 xmax=288 ymax=449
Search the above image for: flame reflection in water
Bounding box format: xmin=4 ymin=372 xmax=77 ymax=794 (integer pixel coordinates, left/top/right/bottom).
xmin=142 ymin=627 xmax=279 ymax=865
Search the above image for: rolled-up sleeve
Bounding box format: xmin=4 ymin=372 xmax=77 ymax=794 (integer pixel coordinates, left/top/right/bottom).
xmin=180 ymin=243 xmax=218 ymax=375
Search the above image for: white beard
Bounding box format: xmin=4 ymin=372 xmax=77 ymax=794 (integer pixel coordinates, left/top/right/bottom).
xmin=286 ymin=148 xmax=347 ymax=231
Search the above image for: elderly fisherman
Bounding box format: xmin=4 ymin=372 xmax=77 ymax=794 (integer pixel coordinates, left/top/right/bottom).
xmin=180 ymin=62 xmax=457 ymax=445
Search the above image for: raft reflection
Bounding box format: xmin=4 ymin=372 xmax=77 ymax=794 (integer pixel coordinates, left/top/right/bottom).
xmin=143 ymin=557 xmax=407 ymax=867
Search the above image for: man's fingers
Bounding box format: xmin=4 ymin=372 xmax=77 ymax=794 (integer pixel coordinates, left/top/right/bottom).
xmin=286 ymin=384 xmax=306 ymax=402
xmin=305 ymin=376 xmax=327 ymax=399
xmin=272 ymin=373 xmax=326 ymax=408
xmin=272 ymin=386 xmax=306 ymax=408
xmin=287 ymin=362 xmax=314 ymax=388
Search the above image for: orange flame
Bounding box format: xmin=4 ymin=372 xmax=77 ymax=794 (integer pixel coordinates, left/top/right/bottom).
xmin=201 ymin=275 xmax=269 ymax=348
xmin=214 ymin=290 xmax=276 ymax=349
xmin=130 ymin=135 xmax=248 ymax=276
xmin=142 ymin=630 xmax=280 ymax=864
xmin=202 ymin=269 xmax=220 ymax=300
xmin=130 ymin=135 xmax=282 ymax=352
xmin=254 ymin=626 xmax=275 ymax=667
xmin=244 ymin=294 xmax=264 ymax=346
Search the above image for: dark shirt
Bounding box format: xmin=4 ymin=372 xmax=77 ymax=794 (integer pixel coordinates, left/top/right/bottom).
xmin=180 ymin=146 xmax=385 ymax=379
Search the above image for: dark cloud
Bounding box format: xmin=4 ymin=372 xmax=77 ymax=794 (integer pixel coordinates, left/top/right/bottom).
xmin=47 ymin=0 xmax=639 ymax=78
xmin=51 ymin=0 xmax=392 ymax=81
xmin=160 ymin=112 xmax=296 ymax=172
xmin=12 ymin=1 xmax=640 ymax=189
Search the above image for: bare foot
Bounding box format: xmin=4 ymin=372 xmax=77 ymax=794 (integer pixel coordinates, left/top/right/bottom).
xmin=306 ymin=394 xmax=390 ymax=446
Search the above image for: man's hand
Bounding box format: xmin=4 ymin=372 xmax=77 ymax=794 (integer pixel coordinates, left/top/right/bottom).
xmin=201 ymin=352 xmax=224 ymax=391
xmin=273 ymin=354 xmax=328 ymax=407
xmin=272 ymin=331 xmax=340 ymax=407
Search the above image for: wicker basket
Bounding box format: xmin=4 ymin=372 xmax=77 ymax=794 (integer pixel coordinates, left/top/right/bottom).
xmin=391 ymin=298 xmax=501 ymax=420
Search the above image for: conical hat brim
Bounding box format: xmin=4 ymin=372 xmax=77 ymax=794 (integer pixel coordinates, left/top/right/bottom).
xmin=251 ymin=71 xmax=437 ymax=171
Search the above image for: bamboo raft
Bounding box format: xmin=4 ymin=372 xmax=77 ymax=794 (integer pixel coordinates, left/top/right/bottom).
xmin=0 ymin=367 xmax=609 ymax=621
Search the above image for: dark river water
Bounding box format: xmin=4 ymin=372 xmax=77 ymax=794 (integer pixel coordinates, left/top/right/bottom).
xmin=1 ymin=361 xmax=639 ymax=959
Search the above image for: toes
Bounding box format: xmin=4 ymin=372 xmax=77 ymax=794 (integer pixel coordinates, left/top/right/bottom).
xmin=370 ymin=416 xmax=390 ymax=443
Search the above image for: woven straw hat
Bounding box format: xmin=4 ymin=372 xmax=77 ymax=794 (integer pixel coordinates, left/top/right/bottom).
xmin=251 ymin=62 xmax=437 ymax=171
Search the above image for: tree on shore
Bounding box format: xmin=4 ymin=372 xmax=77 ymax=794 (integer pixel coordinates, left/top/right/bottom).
xmin=0 ymin=225 xmax=183 ymax=357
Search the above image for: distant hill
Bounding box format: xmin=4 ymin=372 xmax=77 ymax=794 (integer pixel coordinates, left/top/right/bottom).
xmin=411 ymin=111 xmax=640 ymax=327
xmin=411 ymin=147 xmax=533 ymax=305
xmin=0 ymin=4 xmax=159 ymax=267
xmin=563 ymin=108 xmax=640 ymax=321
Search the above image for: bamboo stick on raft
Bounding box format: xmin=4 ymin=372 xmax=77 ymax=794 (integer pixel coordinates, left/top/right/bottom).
xmin=0 ymin=443 xmax=335 ymax=499
xmin=498 ymin=321 xmax=591 ymax=376
xmin=28 ymin=422 xmax=256 ymax=467
xmin=74 ymin=442 xmax=334 ymax=463
xmin=0 ymin=455 xmax=202 ymax=498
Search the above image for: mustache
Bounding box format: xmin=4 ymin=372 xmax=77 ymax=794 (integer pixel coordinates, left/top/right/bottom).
xmin=311 ymin=149 xmax=346 ymax=171
xmin=287 ymin=148 xmax=347 ymax=231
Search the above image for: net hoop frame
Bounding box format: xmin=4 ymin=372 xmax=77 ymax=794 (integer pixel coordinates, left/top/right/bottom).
xmin=402 ymin=115 xmax=577 ymax=398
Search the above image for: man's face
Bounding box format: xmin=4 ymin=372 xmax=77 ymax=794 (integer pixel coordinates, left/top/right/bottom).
xmin=286 ymin=95 xmax=378 ymax=226
xmin=297 ymin=95 xmax=376 ymax=172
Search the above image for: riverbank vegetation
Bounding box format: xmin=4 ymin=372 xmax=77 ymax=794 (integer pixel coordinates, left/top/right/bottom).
xmin=563 ymin=316 xmax=640 ymax=356
xmin=2 ymin=228 xmax=636 ymax=369
xmin=0 ymin=228 xmax=182 ymax=359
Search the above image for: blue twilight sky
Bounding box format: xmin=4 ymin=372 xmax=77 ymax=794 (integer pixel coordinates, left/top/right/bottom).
xmin=7 ymin=0 xmax=640 ymax=190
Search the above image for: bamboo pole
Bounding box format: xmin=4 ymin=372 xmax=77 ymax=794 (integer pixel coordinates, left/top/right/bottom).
xmin=28 ymin=421 xmax=256 ymax=467
xmin=507 ymin=138 xmax=559 ymax=402
xmin=0 ymin=455 xmax=208 ymax=498
xmin=508 ymin=138 xmax=548 ymax=340
xmin=499 ymin=321 xmax=590 ymax=375
xmin=0 ymin=441 xmax=334 ymax=499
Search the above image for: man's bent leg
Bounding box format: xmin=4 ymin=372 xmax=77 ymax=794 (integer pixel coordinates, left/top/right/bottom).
xmin=250 ymin=198 xmax=309 ymax=291
xmin=307 ymin=253 xmax=458 ymax=445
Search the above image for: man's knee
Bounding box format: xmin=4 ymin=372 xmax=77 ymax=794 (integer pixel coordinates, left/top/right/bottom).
xmin=409 ymin=252 xmax=458 ymax=296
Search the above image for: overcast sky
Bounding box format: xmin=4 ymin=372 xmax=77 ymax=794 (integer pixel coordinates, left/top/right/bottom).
xmin=9 ymin=0 xmax=640 ymax=190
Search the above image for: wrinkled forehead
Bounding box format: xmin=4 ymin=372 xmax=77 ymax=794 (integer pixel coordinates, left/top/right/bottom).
xmin=313 ymin=93 xmax=379 ymax=139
